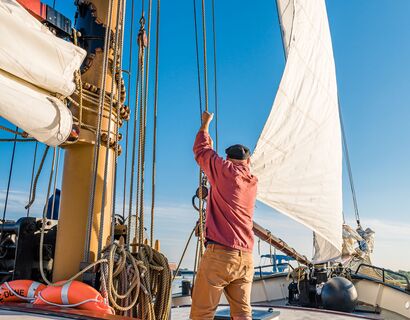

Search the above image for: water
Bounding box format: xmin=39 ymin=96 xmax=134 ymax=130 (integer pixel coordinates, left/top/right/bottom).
xmin=172 ymin=274 xmax=193 ymax=295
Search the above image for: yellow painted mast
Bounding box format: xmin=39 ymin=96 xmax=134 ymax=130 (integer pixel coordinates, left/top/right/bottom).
xmin=53 ymin=0 xmax=125 ymax=281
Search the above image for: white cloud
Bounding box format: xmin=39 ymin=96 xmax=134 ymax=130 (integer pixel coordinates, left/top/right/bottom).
xmin=0 ymin=189 xmax=44 ymax=220
xmin=1 ymin=189 xmax=408 ymax=272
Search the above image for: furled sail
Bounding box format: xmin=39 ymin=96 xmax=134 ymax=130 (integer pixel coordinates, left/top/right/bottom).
xmin=0 ymin=69 xmax=73 ymax=146
xmin=251 ymin=0 xmax=343 ymax=261
xmin=0 ymin=0 xmax=86 ymax=145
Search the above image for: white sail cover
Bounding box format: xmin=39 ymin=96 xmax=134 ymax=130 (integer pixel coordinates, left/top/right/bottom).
xmin=0 ymin=0 xmax=86 ymax=96
xmin=0 ymin=69 xmax=73 ymax=146
xmin=251 ymin=0 xmax=343 ymax=261
xmin=0 ymin=0 xmax=86 ymax=145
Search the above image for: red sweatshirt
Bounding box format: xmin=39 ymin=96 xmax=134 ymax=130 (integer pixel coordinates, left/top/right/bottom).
xmin=193 ymin=130 xmax=258 ymax=252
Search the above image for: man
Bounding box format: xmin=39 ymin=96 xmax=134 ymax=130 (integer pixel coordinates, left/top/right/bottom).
xmin=190 ymin=111 xmax=258 ymax=320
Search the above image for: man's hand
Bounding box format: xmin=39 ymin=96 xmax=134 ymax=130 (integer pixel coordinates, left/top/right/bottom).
xmin=200 ymin=111 xmax=214 ymax=132
xmin=202 ymin=111 xmax=214 ymax=125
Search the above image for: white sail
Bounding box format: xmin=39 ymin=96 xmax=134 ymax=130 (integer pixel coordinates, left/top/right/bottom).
xmin=251 ymin=0 xmax=343 ymax=261
xmin=0 ymin=0 xmax=86 ymax=146
xmin=0 ymin=69 xmax=73 ymax=146
xmin=0 ymin=0 xmax=86 ymax=96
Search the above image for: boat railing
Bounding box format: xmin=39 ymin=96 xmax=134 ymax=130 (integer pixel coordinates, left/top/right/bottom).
xmin=355 ymin=263 xmax=410 ymax=291
xmin=254 ymin=263 xmax=293 ymax=279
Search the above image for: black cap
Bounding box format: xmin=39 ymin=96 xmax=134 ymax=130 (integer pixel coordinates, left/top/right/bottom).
xmin=225 ymin=144 xmax=250 ymax=160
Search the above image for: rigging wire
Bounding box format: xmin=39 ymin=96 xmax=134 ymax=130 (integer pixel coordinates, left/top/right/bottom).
xmin=127 ymin=15 xmax=145 ymax=248
xmin=123 ymin=0 xmax=136 ymax=220
xmin=98 ymin=0 xmax=124 ymax=255
xmin=150 ymin=0 xmax=160 ymax=247
xmin=111 ymin=0 xmax=127 ymax=243
xmin=84 ymin=0 xmax=114 ymax=262
xmin=38 ymin=147 xmax=57 ymax=285
xmin=25 ymin=146 xmax=50 ymax=210
xmin=137 ymin=0 xmax=153 ymax=246
xmin=1 ymin=128 xmax=18 ymax=224
xmin=211 ymin=0 xmax=219 ymax=152
xmin=49 ymin=147 xmax=61 ymax=220
xmin=0 ymin=138 xmax=35 ymax=142
xmin=27 ymin=142 xmax=38 ymax=217
xmin=135 ymin=20 xmax=147 ymax=247
xmin=193 ymin=0 xmax=203 ymax=119
xmin=338 ymin=100 xmax=361 ymax=226
xmin=172 ymin=225 xmax=196 ymax=282
xmin=200 ymin=0 xmax=209 ymax=112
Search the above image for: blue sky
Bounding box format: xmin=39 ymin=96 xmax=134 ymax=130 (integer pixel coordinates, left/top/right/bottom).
xmin=0 ymin=0 xmax=409 ymax=270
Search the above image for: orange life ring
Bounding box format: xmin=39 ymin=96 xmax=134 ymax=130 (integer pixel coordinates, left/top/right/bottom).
xmin=33 ymin=280 xmax=113 ymax=315
xmin=0 ymin=280 xmax=45 ymax=303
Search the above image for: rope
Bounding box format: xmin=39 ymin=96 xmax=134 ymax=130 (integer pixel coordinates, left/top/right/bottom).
xmin=137 ymin=0 xmax=153 ymax=247
xmin=100 ymin=242 xmax=143 ymax=313
xmin=1 ymin=128 xmax=17 ymax=230
xmin=0 ymin=138 xmax=35 ymax=142
xmin=339 ymin=99 xmax=360 ymax=225
xmin=127 ymin=20 xmax=145 ymax=248
xmin=84 ymin=0 xmax=114 ymax=262
xmin=197 ymin=171 xmax=205 ymax=255
xmin=134 ymin=244 xmax=171 ymax=320
xmin=123 ymin=0 xmax=136 ymax=220
xmin=211 ymin=0 xmax=219 ymax=152
xmin=27 ymin=142 xmax=38 ymax=217
xmin=200 ymin=0 xmax=209 ymax=112
xmin=172 ymin=225 xmax=196 ymax=282
xmin=98 ymin=0 xmax=124 ymax=255
xmin=39 ymin=147 xmax=57 ymax=285
xmin=111 ymin=0 xmax=127 ymax=243
xmin=0 ymin=125 xmax=26 ymax=137
xmin=3 ymin=282 xmax=35 ymax=302
xmin=25 ymin=146 xmax=50 ymax=210
xmin=49 ymin=147 xmax=61 ymax=219
xmin=37 ymin=291 xmax=103 ymax=309
xmin=150 ymin=0 xmax=160 ymax=247
xmin=191 ymin=233 xmax=200 ymax=290
xmin=75 ymin=70 xmax=83 ymax=127
xmin=193 ymin=0 xmax=203 ymax=119
xmin=135 ymin=16 xmax=147 ymax=246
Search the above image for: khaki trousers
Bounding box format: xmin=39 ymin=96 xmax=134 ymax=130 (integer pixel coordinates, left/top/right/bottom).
xmin=190 ymin=244 xmax=254 ymax=320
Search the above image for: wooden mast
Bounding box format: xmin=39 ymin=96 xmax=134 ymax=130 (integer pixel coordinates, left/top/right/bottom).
xmin=53 ymin=0 xmax=125 ymax=281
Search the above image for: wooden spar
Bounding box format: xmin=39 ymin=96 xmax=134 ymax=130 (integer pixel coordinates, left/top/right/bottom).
xmin=253 ymin=221 xmax=311 ymax=266
xmin=52 ymin=0 xmax=123 ymax=281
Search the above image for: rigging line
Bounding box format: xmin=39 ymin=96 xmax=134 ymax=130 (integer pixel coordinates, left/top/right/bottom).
xmin=84 ymin=0 xmax=114 ymax=262
xmin=25 ymin=146 xmax=50 ymax=210
xmin=138 ymin=0 xmax=153 ymax=246
xmin=123 ymin=0 xmax=136 ymax=219
xmin=111 ymin=0 xmax=127 ymax=243
xmin=1 ymin=128 xmax=17 ymax=226
xmin=38 ymin=147 xmax=57 ymax=285
xmin=49 ymin=147 xmax=61 ymax=220
xmin=193 ymin=0 xmax=203 ymax=119
xmin=192 ymin=232 xmax=200 ymax=287
xmin=211 ymin=0 xmax=218 ymax=152
xmin=98 ymin=0 xmax=124 ymax=256
xmin=0 ymin=125 xmax=24 ymax=137
xmin=150 ymin=0 xmax=160 ymax=247
xmin=27 ymin=142 xmax=38 ymax=217
xmin=127 ymin=22 xmax=144 ymax=248
xmin=135 ymin=45 xmax=145 ymax=246
xmin=200 ymin=0 xmax=209 ymax=112
xmin=338 ymin=99 xmax=360 ymax=225
xmin=172 ymin=224 xmax=195 ymax=282
xmin=0 ymin=138 xmax=35 ymax=142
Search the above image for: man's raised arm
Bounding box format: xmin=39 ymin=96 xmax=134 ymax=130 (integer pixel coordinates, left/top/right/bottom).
xmin=193 ymin=112 xmax=223 ymax=183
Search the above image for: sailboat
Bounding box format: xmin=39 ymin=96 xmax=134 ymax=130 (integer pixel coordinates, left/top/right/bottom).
xmin=0 ymin=0 xmax=408 ymax=319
